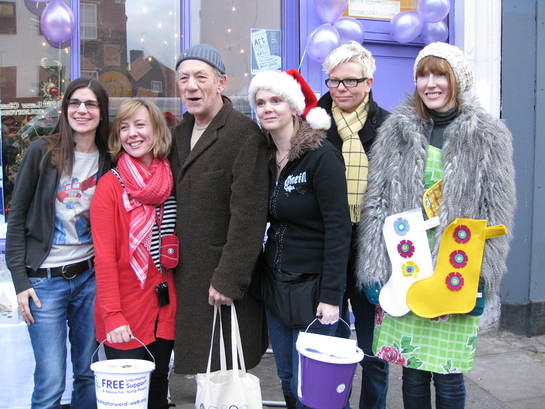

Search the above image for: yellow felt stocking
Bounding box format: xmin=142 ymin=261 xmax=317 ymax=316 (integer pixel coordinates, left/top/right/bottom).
xmin=406 ymin=218 xmax=507 ymax=318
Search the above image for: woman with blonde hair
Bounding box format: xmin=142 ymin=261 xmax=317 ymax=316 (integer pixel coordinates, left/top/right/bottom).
xmin=91 ymin=98 xmax=177 ymax=409
xmin=249 ymin=69 xmax=352 ymax=408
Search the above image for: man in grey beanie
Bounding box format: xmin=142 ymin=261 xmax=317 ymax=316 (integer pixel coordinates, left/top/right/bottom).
xmin=169 ymin=44 xmax=269 ymax=374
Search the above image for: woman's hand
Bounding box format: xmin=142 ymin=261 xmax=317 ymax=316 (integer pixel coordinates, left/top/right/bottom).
xmin=106 ymin=325 xmax=133 ymax=343
xmin=316 ymin=302 xmax=339 ymax=325
xmin=17 ymin=288 xmax=41 ymax=325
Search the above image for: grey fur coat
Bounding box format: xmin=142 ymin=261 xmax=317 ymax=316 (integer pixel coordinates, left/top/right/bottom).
xmin=357 ymin=95 xmax=516 ymax=298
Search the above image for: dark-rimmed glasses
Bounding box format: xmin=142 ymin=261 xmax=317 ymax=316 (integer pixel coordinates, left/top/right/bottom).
xmin=324 ymin=78 xmax=368 ymax=88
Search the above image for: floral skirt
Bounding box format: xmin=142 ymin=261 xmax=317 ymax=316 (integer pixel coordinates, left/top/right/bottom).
xmin=372 ymin=306 xmax=480 ymax=374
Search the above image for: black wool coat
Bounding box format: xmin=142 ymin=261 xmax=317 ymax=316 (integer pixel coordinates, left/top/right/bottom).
xmin=169 ymin=97 xmax=269 ymax=374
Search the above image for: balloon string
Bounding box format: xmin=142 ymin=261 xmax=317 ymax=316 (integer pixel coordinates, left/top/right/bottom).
xmin=58 ymin=47 xmax=62 ymax=98
xmin=298 ymin=42 xmax=308 ymax=72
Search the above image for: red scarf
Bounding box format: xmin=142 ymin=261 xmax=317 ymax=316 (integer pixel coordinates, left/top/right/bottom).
xmin=116 ymin=153 xmax=173 ymax=287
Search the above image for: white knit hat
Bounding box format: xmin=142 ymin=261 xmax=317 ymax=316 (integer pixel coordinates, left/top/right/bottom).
xmin=414 ymin=42 xmax=474 ymax=94
xmin=248 ymin=69 xmax=331 ymax=130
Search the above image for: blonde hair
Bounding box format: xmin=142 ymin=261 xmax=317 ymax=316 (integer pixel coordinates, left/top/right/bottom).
xmin=322 ymin=41 xmax=376 ymax=78
xmin=109 ymin=98 xmax=172 ymax=162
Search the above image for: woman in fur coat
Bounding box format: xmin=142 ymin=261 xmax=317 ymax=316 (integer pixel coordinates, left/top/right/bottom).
xmin=357 ymin=42 xmax=515 ymax=409
xmin=248 ymin=69 xmax=352 ymax=409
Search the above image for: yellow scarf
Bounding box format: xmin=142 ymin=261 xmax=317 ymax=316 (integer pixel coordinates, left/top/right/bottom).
xmin=332 ymin=96 xmax=369 ymax=223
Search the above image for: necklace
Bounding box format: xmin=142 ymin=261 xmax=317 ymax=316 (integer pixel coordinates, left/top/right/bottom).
xmin=276 ymin=152 xmax=289 ymax=168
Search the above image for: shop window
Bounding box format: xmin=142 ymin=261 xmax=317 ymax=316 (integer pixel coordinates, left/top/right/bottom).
xmin=0 ymin=2 xmax=16 ymax=35
xmin=187 ymin=0 xmax=282 ymax=116
xmin=80 ymin=0 xmax=181 ymax=123
xmin=0 ymin=5 xmax=71 ymax=215
xmin=81 ymin=2 xmax=98 ymax=40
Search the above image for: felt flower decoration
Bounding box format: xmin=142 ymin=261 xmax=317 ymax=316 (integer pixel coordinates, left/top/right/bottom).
xmin=397 ymin=240 xmax=415 ymax=258
xmin=394 ymin=217 xmax=410 ymax=236
xmin=449 ymin=250 xmax=468 ymax=268
xmin=401 ymin=261 xmax=419 ymax=277
xmin=445 ymin=272 xmax=464 ymax=291
xmin=453 ymin=225 xmax=471 ymax=243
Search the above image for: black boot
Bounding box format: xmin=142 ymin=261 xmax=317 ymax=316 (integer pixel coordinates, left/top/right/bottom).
xmin=284 ymin=393 xmax=297 ymax=409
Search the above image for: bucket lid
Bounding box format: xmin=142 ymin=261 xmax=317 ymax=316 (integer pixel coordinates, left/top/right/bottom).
xmin=91 ymin=358 xmax=155 ymax=374
xmin=296 ymin=332 xmax=364 ymax=364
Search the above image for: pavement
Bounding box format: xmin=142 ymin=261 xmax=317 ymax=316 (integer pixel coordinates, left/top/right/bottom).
xmin=169 ymin=330 xmax=545 ymax=409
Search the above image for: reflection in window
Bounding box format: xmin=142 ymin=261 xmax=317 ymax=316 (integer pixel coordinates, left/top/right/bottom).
xmin=1 ymin=4 xmax=70 ymax=213
xmin=80 ymin=0 xmax=181 ymax=125
xmin=0 ymin=2 xmax=16 ymax=35
xmin=81 ymin=2 xmax=98 ymax=40
xmin=189 ymin=1 xmax=281 ymax=116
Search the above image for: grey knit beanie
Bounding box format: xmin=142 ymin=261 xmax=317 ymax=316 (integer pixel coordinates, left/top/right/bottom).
xmin=176 ymin=44 xmax=226 ymax=74
xmin=414 ymin=42 xmax=474 ymax=94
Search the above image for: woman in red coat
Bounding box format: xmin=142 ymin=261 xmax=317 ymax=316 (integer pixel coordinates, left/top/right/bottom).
xmin=91 ymin=98 xmax=177 ymax=409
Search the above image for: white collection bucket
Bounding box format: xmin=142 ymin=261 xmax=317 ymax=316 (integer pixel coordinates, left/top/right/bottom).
xmin=91 ymin=338 xmax=155 ymax=409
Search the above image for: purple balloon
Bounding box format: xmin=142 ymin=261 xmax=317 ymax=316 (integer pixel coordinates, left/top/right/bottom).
xmin=334 ymin=17 xmax=365 ymax=44
xmin=24 ymin=0 xmax=47 ymax=17
xmin=40 ymin=0 xmax=74 ymax=46
xmin=421 ymin=21 xmax=449 ymax=44
xmin=314 ymin=0 xmax=348 ymax=23
xmin=418 ymin=0 xmax=450 ymax=23
xmin=390 ymin=11 xmax=423 ymax=44
xmin=307 ymin=24 xmax=341 ymax=64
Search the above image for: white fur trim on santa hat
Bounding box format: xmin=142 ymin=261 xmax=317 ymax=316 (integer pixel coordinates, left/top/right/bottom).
xmin=248 ymin=70 xmax=305 ymax=115
xmin=305 ymin=107 xmax=331 ymax=130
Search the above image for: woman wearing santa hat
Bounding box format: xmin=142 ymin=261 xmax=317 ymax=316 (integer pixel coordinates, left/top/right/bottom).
xmin=248 ymin=69 xmax=352 ymax=409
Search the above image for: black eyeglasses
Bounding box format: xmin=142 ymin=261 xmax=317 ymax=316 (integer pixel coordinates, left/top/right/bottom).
xmin=325 ymin=77 xmax=368 ymax=88
xmin=68 ymin=99 xmax=99 ymax=110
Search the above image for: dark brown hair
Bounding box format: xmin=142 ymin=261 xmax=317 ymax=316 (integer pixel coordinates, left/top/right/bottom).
xmin=45 ymin=77 xmax=110 ymax=174
xmin=414 ymin=56 xmax=458 ymax=120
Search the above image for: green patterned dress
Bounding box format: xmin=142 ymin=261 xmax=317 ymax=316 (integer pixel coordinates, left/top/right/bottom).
xmin=372 ymin=146 xmax=480 ymax=374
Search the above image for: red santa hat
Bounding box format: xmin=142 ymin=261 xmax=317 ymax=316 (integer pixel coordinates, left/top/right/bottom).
xmin=248 ymin=69 xmax=331 ymax=130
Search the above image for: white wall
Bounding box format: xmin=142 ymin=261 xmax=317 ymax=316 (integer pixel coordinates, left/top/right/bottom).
xmin=455 ymin=0 xmax=502 ymax=118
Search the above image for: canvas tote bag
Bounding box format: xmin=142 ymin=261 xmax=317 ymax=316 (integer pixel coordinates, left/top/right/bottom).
xmin=195 ymin=304 xmax=263 ymax=409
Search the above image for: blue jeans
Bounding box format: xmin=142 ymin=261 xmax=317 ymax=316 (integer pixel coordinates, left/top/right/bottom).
xmin=27 ymin=265 xmax=97 ymax=409
xmin=266 ymin=308 xmax=350 ymax=409
xmin=402 ymin=367 xmax=465 ymax=409
xmin=341 ymin=230 xmax=389 ymax=409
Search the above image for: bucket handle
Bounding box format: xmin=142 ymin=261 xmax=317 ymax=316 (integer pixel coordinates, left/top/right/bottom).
xmin=304 ymin=317 xmax=351 ymax=333
xmin=91 ymin=336 xmax=156 ymax=365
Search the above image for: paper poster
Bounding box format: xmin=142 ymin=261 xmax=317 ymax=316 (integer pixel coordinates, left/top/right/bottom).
xmin=251 ymin=28 xmax=282 ymax=74
xmin=348 ymin=0 xmax=401 ymax=20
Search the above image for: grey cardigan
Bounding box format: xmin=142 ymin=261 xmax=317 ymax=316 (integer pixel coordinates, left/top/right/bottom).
xmin=357 ymin=95 xmax=516 ymax=298
xmin=6 ymin=137 xmax=111 ymax=294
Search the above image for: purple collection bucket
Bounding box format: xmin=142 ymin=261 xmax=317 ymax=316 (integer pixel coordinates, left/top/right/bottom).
xmin=296 ymin=324 xmax=364 ymax=409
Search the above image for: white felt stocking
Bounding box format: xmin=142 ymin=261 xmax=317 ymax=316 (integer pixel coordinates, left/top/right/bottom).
xmin=379 ymin=209 xmax=439 ymax=317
